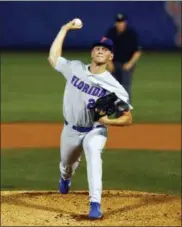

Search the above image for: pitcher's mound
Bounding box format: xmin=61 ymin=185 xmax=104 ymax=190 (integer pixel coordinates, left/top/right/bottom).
xmin=1 ymin=190 xmax=181 ymax=226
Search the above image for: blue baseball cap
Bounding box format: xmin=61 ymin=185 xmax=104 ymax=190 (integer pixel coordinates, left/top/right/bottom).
xmin=92 ymin=37 xmax=114 ymax=52
xmin=115 ymin=13 xmax=127 ymax=22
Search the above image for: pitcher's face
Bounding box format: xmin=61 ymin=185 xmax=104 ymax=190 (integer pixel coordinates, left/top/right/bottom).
xmin=91 ymin=46 xmax=113 ymax=64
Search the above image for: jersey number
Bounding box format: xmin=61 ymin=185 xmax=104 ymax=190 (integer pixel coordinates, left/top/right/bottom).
xmin=87 ymin=98 xmax=96 ymax=109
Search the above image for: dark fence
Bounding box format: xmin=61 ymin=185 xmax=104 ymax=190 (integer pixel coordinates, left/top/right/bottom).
xmin=0 ymin=1 xmax=181 ymax=50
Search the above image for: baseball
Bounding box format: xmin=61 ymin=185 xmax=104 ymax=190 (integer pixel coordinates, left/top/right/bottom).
xmin=73 ymin=18 xmax=83 ymax=27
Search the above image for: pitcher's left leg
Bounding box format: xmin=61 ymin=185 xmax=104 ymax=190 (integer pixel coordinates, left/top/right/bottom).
xmin=82 ymin=127 xmax=107 ymax=218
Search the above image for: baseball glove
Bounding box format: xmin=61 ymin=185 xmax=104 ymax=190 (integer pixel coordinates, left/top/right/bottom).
xmin=91 ymin=92 xmax=129 ymax=121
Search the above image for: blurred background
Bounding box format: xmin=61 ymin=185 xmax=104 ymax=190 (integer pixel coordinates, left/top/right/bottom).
xmin=1 ymin=1 xmax=182 ymax=50
xmin=1 ymin=1 xmax=181 ymax=195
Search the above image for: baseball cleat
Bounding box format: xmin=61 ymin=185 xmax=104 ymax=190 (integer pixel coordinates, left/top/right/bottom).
xmin=59 ymin=177 xmax=71 ymax=194
xmin=88 ymin=202 xmax=103 ymax=219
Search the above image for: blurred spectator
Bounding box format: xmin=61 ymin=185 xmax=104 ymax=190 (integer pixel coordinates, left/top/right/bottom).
xmin=105 ymin=13 xmax=142 ymax=100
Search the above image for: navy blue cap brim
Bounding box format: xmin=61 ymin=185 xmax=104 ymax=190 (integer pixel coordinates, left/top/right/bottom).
xmin=92 ymin=42 xmax=114 ymax=52
xmin=115 ymin=18 xmax=126 ymax=22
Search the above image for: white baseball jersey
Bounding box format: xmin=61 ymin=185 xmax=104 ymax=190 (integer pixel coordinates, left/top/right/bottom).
xmin=55 ymin=57 xmax=127 ymax=127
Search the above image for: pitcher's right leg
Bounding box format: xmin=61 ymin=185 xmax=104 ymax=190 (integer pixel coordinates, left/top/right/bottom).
xmin=59 ymin=125 xmax=83 ymax=193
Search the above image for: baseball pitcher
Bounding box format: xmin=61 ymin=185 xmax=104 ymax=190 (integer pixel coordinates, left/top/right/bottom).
xmin=48 ymin=19 xmax=133 ymax=219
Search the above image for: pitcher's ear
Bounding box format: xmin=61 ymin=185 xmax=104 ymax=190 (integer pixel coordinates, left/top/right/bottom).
xmin=91 ymin=49 xmax=94 ymax=58
xmin=109 ymin=53 xmax=114 ymax=61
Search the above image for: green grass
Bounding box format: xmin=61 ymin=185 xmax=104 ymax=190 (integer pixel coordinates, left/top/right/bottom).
xmin=1 ymin=51 xmax=181 ymax=123
xmin=1 ymin=148 xmax=181 ymax=195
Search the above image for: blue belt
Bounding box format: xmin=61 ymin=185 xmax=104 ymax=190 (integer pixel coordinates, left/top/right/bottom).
xmin=64 ymin=120 xmax=104 ymax=133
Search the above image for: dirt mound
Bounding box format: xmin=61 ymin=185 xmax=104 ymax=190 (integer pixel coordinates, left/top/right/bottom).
xmin=1 ymin=190 xmax=181 ymax=226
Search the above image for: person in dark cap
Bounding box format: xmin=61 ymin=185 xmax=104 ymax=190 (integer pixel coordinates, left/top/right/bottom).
xmin=48 ymin=19 xmax=133 ymax=220
xmin=105 ymin=13 xmax=142 ymax=100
